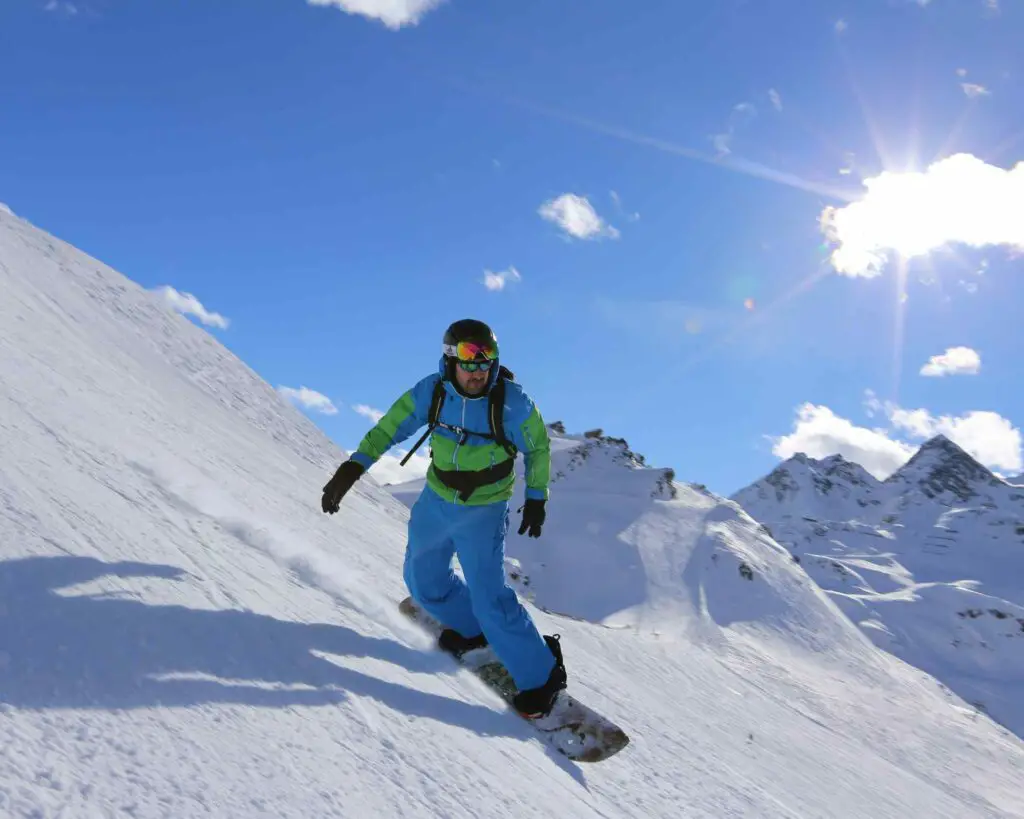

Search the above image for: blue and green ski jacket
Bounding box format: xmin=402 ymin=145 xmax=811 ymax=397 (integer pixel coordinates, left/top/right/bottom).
xmin=349 ymin=358 xmax=551 ymax=505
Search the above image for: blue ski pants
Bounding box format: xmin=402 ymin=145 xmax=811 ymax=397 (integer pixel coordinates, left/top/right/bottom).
xmin=403 ymin=486 xmax=555 ymax=691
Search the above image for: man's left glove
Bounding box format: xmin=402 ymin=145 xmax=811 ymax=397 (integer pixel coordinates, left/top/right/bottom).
xmin=321 ymin=460 xmax=366 ymax=514
xmin=517 ymin=498 xmax=546 ymax=538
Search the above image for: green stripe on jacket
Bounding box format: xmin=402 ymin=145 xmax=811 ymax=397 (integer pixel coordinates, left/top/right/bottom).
xmin=351 ymin=377 xmax=551 ymax=506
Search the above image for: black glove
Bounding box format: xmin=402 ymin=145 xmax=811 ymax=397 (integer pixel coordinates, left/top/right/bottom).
xmin=517 ymin=498 xmax=546 ymax=538
xmin=321 ymin=460 xmax=365 ymax=514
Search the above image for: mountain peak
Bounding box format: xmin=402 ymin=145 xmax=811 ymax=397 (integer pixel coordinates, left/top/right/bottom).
xmin=919 ymin=433 xmax=955 ymax=451
xmin=546 ymin=422 xmax=650 ymax=469
xmin=886 ymin=434 xmax=996 ymax=501
xmin=731 ymin=448 xmax=881 ymax=514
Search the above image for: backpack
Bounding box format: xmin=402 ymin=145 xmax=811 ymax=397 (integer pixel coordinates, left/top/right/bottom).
xmin=400 ymin=366 xmax=518 ymax=467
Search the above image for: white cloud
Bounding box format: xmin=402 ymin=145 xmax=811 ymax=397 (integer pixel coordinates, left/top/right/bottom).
xmin=45 ymin=1 xmax=78 ymax=14
xmin=957 ymin=68 xmax=968 ymax=78
xmin=835 ymin=18 xmax=848 ymax=33
xmin=774 ymin=396 xmax=1024 ymax=477
xmin=538 ymin=194 xmax=619 ymax=240
xmin=0 ymin=203 xmax=14 ymax=216
xmin=712 ymin=133 xmax=733 ymax=157
xmin=772 ymin=403 xmax=915 ymax=479
xmin=366 ymin=448 xmax=431 ymax=485
xmin=278 ymin=386 xmax=339 ymax=416
xmin=889 ymin=407 xmax=1022 ymax=472
xmin=876 ymin=391 xmax=1020 ymax=471
xmin=819 ymin=153 xmax=1024 ymax=277
xmin=962 ymin=82 xmax=991 ymax=98
xmin=711 ymin=102 xmax=757 ymax=157
xmin=920 ymin=346 xmax=981 ymax=377
xmin=768 ymin=89 xmax=783 ymax=112
xmin=887 ymin=407 xmax=938 ymax=439
xmin=482 ymin=266 xmax=521 ymax=291
xmin=353 ymin=404 xmax=385 ymax=423
xmin=154 ymin=286 xmax=230 ymax=329
xmin=306 ymin=0 xmax=445 ymax=29
xmin=863 ymin=388 xmax=884 ymax=419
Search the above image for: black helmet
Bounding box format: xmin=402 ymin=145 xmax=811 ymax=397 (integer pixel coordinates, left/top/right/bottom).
xmin=442 ymin=318 xmax=499 ymax=360
xmin=442 ymin=319 xmax=499 ymax=386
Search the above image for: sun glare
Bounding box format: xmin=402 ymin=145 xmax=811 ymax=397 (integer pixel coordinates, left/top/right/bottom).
xmin=822 ymin=153 xmax=1024 ymax=278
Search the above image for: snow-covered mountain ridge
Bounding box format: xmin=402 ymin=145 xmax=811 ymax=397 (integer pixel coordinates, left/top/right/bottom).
xmin=884 ymin=434 xmax=1009 ymax=502
xmin=544 ymin=423 xmax=678 ymax=499
xmin=732 ymin=435 xmax=1024 ymax=738
xmin=389 ymin=422 xmax=703 ymax=627
xmin=3 ymin=205 xmax=1024 ymax=817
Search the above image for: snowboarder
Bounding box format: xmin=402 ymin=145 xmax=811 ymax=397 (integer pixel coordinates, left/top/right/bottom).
xmin=320 ymin=319 xmax=567 ymax=719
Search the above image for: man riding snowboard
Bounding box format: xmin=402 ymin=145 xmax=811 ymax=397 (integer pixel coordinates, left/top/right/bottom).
xmin=321 ymin=319 xmax=567 ymax=719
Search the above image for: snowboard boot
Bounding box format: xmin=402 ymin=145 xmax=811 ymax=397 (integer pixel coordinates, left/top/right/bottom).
xmin=438 ymin=628 xmax=488 ymax=658
xmin=512 ymin=634 xmax=567 ymax=720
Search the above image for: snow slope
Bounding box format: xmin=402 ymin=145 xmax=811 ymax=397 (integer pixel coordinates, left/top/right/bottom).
xmin=3 ymin=206 xmax=1024 ymax=817
xmin=733 ymin=439 xmax=1024 ymax=739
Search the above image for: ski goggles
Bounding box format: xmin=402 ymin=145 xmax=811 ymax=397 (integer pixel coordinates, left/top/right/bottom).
xmin=443 ymin=340 xmax=498 ymax=362
xmin=456 ymin=359 xmax=494 ymax=373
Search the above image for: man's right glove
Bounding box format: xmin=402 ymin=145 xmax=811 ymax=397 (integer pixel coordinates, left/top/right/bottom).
xmin=321 ymin=460 xmax=365 ymax=514
xmin=517 ymin=498 xmax=546 ymax=538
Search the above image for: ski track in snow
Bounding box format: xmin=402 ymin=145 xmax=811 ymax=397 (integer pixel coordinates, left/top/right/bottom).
xmin=2 ymin=208 xmax=1024 ymax=817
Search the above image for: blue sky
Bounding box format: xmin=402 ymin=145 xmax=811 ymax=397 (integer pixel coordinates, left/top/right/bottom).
xmin=2 ymin=0 xmax=1022 ymax=494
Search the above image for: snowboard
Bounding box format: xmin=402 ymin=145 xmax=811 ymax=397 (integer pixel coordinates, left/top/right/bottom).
xmin=398 ymin=596 xmax=630 ymax=763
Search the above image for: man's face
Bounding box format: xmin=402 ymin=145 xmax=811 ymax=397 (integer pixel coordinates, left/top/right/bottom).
xmin=454 ymin=361 xmax=490 ymax=395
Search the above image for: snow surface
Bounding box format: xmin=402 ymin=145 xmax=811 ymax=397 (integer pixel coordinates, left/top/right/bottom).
xmin=733 ymin=441 xmax=1024 ymax=739
xmin=3 ymin=205 xmax=1024 ymax=817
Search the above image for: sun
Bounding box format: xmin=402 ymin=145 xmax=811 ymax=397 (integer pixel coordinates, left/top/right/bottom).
xmin=824 ymin=154 xmax=1022 ymax=276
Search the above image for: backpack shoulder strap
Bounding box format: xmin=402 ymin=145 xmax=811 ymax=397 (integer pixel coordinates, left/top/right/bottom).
xmin=488 ymin=368 xmax=518 ymax=458
xmin=400 ymin=376 xmax=446 ymax=466
xmin=427 ymin=376 xmax=446 ymax=426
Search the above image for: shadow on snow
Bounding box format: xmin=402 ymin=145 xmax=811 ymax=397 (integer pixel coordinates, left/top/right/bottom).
xmin=0 ymin=554 xmax=535 ymax=747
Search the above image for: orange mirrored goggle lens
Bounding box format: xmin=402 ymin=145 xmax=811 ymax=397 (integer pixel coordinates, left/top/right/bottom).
xmin=444 ymin=340 xmax=498 ymax=361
